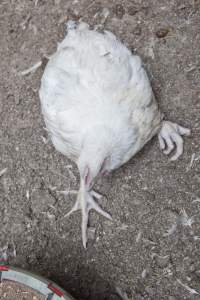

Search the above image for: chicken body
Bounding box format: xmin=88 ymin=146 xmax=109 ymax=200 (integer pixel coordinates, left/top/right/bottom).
xmin=39 ymin=22 xmax=190 ymax=247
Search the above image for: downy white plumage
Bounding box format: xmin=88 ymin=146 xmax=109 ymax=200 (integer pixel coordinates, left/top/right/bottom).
xmin=39 ymin=21 xmax=190 ymax=248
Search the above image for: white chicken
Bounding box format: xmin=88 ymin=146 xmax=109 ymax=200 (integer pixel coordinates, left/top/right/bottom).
xmin=39 ymin=21 xmax=190 ymax=248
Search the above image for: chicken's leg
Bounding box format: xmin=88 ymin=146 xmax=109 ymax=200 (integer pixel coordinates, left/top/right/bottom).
xmin=65 ymin=188 xmax=112 ymax=248
xmin=158 ymin=121 xmax=191 ymax=160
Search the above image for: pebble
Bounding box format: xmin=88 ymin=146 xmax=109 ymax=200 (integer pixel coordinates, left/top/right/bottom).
xmin=156 ymin=28 xmax=170 ymax=38
xmin=128 ymin=6 xmax=138 ymax=16
xmin=114 ymin=4 xmax=125 ymax=19
xmin=145 ymin=287 xmax=155 ymax=297
xmin=155 ymin=255 xmax=170 ymax=268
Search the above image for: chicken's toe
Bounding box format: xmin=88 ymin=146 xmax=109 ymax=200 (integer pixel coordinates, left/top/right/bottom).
xmin=170 ymin=133 xmax=183 ymax=161
xmin=163 ymin=136 xmax=174 ymax=155
xmin=88 ymin=194 xmax=112 ymax=220
xmin=81 ymin=208 xmax=89 ymax=249
xmin=90 ymin=190 xmax=103 ymax=200
xmin=64 ymin=198 xmax=80 ymax=217
xmin=177 ymin=125 xmax=191 ymax=136
xmin=64 ymin=189 xmax=111 ymax=248
xmin=159 ymin=121 xmax=190 ymax=160
xmin=158 ymin=134 xmax=165 ymax=150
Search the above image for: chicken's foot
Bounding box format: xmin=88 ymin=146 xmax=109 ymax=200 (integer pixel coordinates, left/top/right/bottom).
xmin=65 ymin=189 xmax=112 ymax=248
xmin=158 ymin=121 xmax=191 ymax=160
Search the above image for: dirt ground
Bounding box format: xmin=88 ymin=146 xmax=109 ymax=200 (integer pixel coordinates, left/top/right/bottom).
xmin=0 ymin=280 xmax=45 ymax=300
xmin=0 ymin=0 xmax=200 ymax=299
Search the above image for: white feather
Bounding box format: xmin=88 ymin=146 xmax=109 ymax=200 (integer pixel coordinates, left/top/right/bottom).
xmin=39 ymin=22 xmax=161 ymax=171
xmin=39 ymin=22 xmax=191 ymax=247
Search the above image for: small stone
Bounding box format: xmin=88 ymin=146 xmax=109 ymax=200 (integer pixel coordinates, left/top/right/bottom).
xmin=7 ymin=94 xmax=15 ymax=103
xmin=189 ymin=264 xmax=196 ymax=272
xmin=195 ymin=270 xmax=200 ymax=278
xmin=155 ymin=255 xmax=170 ymax=268
xmin=145 ymin=287 xmax=155 ymax=297
xmin=133 ymin=25 xmax=142 ymax=36
xmin=135 ymin=280 xmax=145 ymax=296
xmin=114 ymin=4 xmax=125 ymax=19
xmin=141 ymin=269 xmax=147 ymax=279
xmin=127 ymin=6 xmax=138 ymax=16
xmin=156 ymin=28 xmax=170 ymax=38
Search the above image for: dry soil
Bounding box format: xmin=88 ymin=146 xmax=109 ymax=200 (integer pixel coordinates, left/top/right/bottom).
xmin=0 ymin=0 xmax=200 ymax=299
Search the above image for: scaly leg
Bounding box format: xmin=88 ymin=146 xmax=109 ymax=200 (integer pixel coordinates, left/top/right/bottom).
xmin=158 ymin=121 xmax=191 ymax=161
xmin=65 ymin=189 xmax=112 ymax=248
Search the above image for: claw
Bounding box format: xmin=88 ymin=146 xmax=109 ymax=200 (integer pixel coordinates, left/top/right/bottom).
xmin=170 ymin=133 xmax=183 ymax=161
xmin=64 ymin=189 xmax=111 ymax=248
xmin=158 ymin=121 xmax=190 ymax=160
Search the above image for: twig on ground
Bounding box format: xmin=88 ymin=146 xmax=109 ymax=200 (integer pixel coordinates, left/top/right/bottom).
xmin=177 ymin=279 xmax=199 ymax=295
xmin=20 ymin=61 xmax=42 ymax=76
xmin=115 ymin=287 xmax=129 ymax=300
xmin=0 ymin=168 xmax=7 ymax=177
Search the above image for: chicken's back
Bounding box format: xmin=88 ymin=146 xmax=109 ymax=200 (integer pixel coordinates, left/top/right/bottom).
xmin=39 ymin=23 xmax=161 ymax=165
